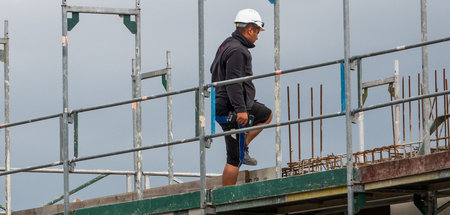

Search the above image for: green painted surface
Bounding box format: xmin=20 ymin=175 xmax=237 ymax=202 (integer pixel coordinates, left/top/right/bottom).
xmin=212 ymin=168 xmax=347 ymax=205
xmin=123 ymin=15 xmax=137 ymax=35
xmin=67 ymin=12 xmax=79 ymax=31
xmin=215 ymin=195 xmax=286 ymax=212
xmin=162 ymin=74 xmax=168 ymax=91
xmin=54 ymin=191 xmax=201 ymax=215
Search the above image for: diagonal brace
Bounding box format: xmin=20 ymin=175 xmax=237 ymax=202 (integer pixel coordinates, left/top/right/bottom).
xmin=68 ymin=12 xmax=79 ymax=31
xmin=123 ymin=14 xmax=137 ymax=34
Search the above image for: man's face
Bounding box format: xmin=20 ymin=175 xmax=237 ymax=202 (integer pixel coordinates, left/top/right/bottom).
xmin=248 ymin=27 xmax=261 ymax=44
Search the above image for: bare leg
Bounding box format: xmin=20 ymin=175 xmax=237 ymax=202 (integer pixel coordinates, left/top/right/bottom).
xmin=222 ymin=164 xmax=239 ymax=186
xmin=246 ymin=112 xmax=273 ymax=145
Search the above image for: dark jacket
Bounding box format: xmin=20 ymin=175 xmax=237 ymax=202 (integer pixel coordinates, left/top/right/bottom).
xmin=210 ymin=30 xmax=256 ymax=113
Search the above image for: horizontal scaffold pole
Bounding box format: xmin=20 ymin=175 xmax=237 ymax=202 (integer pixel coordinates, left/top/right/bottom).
xmin=210 ymin=36 xmax=450 ymax=89
xmin=66 ymin=6 xmax=138 ymax=15
xmin=0 ymin=167 xmax=220 ymax=177
xmin=0 ymin=137 xmax=200 ymax=177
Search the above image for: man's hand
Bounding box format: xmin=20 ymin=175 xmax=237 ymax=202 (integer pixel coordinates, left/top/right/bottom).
xmin=236 ymin=112 xmax=248 ymax=126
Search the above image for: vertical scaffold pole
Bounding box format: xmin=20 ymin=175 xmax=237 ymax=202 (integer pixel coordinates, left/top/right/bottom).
xmin=134 ymin=0 xmax=143 ymax=200
xmin=4 ymin=20 xmax=11 ymax=215
xmin=394 ymin=60 xmax=401 ymax=147
xmin=198 ymin=0 xmax=207 ymax=213
xmin=421 ymin=0 xmax=431 ymax=155
xmin=61 ymin=1 xmax=70 ymax=214
xmin=343 ymin=0 xmax=354 ymax=214
xmin=274 ymin=0 xmax=282 ymax=178
xmin=166 ymin=51 xmax=174 ymax=185
xmin=357 ymin=60 xmax=364 ymax=161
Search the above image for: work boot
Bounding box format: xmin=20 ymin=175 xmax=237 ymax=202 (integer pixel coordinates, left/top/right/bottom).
xmin=243 ymin=147 xmax=257 ymax=166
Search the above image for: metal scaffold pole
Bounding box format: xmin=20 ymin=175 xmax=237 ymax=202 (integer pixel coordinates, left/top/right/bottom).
xmin=134 ymin=0 xmax=143 ymax=200
xmin=421 ymin=0 xmax=431 ymax=155
xmin=274 ymin=0 xmax=282 ymax=178
xmin=3 ymin=20 xmax=11 ymax=215
xmin=61 ymin=1 xmax=70 ymax=214
xmin=166 ymin=51 xmax=174 ymax=185
xmin=198 ymin=0 xmax=207 ymax=213
xmin=343 ymin=0 xmax=354 ymax=214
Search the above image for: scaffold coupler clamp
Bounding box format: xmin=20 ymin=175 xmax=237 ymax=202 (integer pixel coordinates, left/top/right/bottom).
xmin=205 ymin=137 xmax=212 ymax=149
xmin=68 ymin=160 xmax=76 ymax=172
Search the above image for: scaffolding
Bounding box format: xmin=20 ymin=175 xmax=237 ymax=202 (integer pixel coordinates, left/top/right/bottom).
xmin=1 ymin=0 xmax=450 ymax=215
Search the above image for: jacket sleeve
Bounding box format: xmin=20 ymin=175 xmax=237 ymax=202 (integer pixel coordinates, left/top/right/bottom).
xmin=225 ymin=50 xmax=247 ymax=113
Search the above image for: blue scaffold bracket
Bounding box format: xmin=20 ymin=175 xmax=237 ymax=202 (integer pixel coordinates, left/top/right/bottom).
xmin=123 ymin=14 xmax=137 ymax=35
xmin=67 ymin=12 xmax=79 ymax=31
xmin=268 ymin=0 xmax=275 ymax=4
xmin=340 ymin=61 xmax=346 ymax=113
xmin=211 ymin=84 xmax=216 ymax=135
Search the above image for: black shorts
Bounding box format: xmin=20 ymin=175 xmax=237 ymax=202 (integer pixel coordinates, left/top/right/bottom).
xmin=215 ymin=102 xmax=272 ymax=167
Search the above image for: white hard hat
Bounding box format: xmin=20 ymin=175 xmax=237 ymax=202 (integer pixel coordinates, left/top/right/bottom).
xmin=234 ymin=9 xmax=265 ymax=31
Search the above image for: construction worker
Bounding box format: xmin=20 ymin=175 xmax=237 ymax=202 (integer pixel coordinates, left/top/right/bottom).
xmin=210 ymin=8 xmax=273 ymax=186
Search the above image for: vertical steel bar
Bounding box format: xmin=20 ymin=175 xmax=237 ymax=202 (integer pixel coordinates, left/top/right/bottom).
xmin=310 ymin=87 xmax=314 ymax=159
xmin=61 ymin=2 xmax=70 ymax=214
xmin=418 ymin=74 xmax=422 ymax=141
xmin=134 ymin=0 xmax=143 ymax=200
xmin=287 ymin=87 xmax=292 ymax=164
xmin=443 ymin=70 xmax=447 ymax=148
xmin=320 ymin=84 xmax=323 ymax=158
xmin=357 ymin=59 xmax=364 ymax=157
xmin=402 ymin=77 xmax=405 ymax=144
xmin=343 ymin=0 xmax=354 ymax=213
xmin=435 ymin=70 xmax=439 ymax=151
xmin=403 ymin=76 xmax=407 ymax=157
xmin=4 ymin=20 xmax=11 ymax=215
xmin=274 ymin=0 xmax=282 ymax=178
xmin=197 ymin=0 xmax=207 ymax=211
xmin=409 ymin=76 xmax=412 ymax=144
xmin=297 ymin=83 xmax=301 ymax=161
xmin=166 ymin=51 xmax=174 ymax=185
xmin=444 ymin=77 xmax=450 ymax=149
xmin=390 ymin=95 xmax=395 ymax=144
xmin=421 ymin=0 xmax=431 ymax=155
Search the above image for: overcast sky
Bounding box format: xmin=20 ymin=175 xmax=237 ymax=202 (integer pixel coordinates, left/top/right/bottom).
xmin=1 ymin=0 xmax=450 ymax=211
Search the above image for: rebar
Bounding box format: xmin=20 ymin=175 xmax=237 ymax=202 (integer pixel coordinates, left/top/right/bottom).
xmin=402 ymin=77 xmax=405 ymax=144
xmin=434 ymin=70 xmax=439 ymax=151
xmin=418 ymin=74 xmax=422 ymax=141
xmin=297 ymin=83 xmax=301 ymax=161
xmin=311 ymin=87 xmax=314 ymax=158
xmin=320 ymin=85 xmax=323 ymax=158
xmin=287 ymin=86 xmax=292 ymax=163
xmin=444 ymin=70 xmax=448 ymax=148
xmin=409 ymin=76 xmax=412 ymax=144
